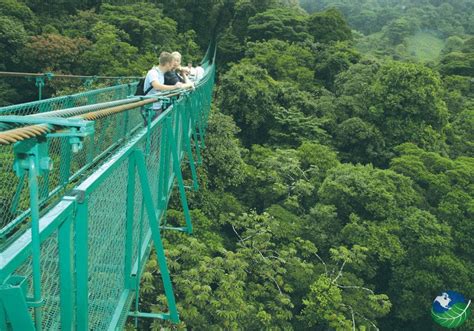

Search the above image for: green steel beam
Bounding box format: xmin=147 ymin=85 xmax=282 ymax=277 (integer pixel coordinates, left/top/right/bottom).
xmin=167 ymin=117 xmax=193 ymax=234
xmin=75 ymin=197 xmax=89 ymax=331
xmin=183 ymin=107 xmax=199 ymax=191
xmin=107 ymin=289 xmax=131 ymax=331
xmin=58 ymin=213 xmax=74 ymax=330
xmin=0 ymin=115 xmax=92 ymax=127
xmin=0 ymin=200 xmax=75 ymax=280
xmin=128 ymin=311 xmax=171 ymax=320
xmin=134 ymin=149 xmax=180 ymax=323
xmin=124 ymin=152 xmax=136 ymax=290
xmin=0 ymin=282 xmax=35 ymax=330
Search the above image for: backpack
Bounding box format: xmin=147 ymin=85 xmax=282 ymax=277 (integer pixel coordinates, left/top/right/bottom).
xmin=134 ymin=78 xmax=154 ymax=96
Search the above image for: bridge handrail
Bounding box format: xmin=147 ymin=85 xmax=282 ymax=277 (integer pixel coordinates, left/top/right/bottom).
xmin=0 ymin=55 xmax=215 ymax=329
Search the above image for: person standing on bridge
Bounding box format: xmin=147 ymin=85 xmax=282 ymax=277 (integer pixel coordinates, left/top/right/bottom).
xmin=164 ymin=51 xmax=193 ymax=86
xmin=144 ymin=52 xmax=192 ymax=116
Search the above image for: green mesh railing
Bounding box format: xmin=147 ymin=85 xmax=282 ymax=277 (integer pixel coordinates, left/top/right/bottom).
xmin=0 ymin=83 xmax=137 ymax=116
xmin=0 ymin=51 xmax=215 ymax=330
xmin=0 ymin=83 xmax=141 ymax=241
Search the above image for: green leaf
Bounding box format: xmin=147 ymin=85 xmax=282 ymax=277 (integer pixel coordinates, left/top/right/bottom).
xmin=431 ymin=300 xmax=472 ymax=329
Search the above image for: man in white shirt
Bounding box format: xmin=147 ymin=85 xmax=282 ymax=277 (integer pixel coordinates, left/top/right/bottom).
xmin=144 ymin=52 xmax=193 ymax=113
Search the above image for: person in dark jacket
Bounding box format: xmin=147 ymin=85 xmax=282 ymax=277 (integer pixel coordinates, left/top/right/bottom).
xmin=164 ymin=52 xmax=193 ymax=86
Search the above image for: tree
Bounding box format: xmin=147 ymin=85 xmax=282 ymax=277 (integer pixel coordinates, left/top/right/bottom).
xmin=79 ymin=22 xmax=140 ymax=75
xmin=313 ymin=41 xmax=360 ymax=91
xmin=439 ymin=51 xmax=474 ymax=77
xmin=202 ymin=111 xmax=246 ymax=191
xmin=386 ymin=208 xmax=472 ymax=329
xmin=218 ymin=63 xmax=279 ymax=145
xmin=382 ymin=18 xmax=417 ymax=45
xmin=446 ymin=108 xmax=474 ymax=157
xmin=318 ymin=163 xmax=420 ymax=222
xmin=299 ymin=246 xmax=391 ymax=330
xmin=367 ymin=61 xmax=449 ymax=158
xmin=158 ymin=0 xmax=223 ymax=47
xmin=0 ymin=81 xmax=20 ymax=106
xmin=216 ymin=0 xmax=298 ymax=67
xmin=21 ymin=34 xmax=91 ymax=73
xmin=307 ymin=8 xmax=352 ymax=44
xmin=239 ymin=145 xmax=305 ymax=212
xmin=0 ymin=15 xmax=27 ymax=70
xmin=217 ymin=26 xmax=246 ymax=68
xmin=247 ymin=7 xmax=311 ymax=43
xmin=269 ymin=106 xmax=329 ymax=147
xmin=296 ymin=142 xmax=339 ymax=201
xmin=22 ymin=0 xmax=97 ymax=15
xmin=99 ymin=3 xmax=181 ymax=52
xmin=390 ymin=143 xmax=474 ymax=260
xmin=335 ymin=117 xmax=386 ymax=165
xmin=0 ymin=0 xmax=37 ymax=31
xmin=243 ymin=39 xmax=315 ymax=90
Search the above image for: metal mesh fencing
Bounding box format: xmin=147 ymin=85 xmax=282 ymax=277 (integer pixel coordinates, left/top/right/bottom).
xmin=0 ymin=61 xmax=216 ymax=330
xmin=87 ymin=158 xmax=129 ymax=330
xmin=14 ymin=230 xmax=62 ymax=330
xmin=0 ymin=84 xmax=140 ymax=239
xmin=0 ymin=84 xmax=136 ymax=116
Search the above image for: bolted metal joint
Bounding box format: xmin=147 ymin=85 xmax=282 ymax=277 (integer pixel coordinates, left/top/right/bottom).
xmin=12 ymin=138 xmax=52 ymax=177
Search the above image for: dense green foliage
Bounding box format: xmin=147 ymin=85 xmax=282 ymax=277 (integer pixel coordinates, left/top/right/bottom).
xmin=1 ymin=0 xmax=473 ymax=330
xmin=300 ymin=0 xmax=474 ymax=65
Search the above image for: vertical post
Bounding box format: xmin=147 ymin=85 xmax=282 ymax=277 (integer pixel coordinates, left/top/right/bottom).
xmin=86 ymin=132 xmax=95 ymax=163
xmin=195 ymin=92 xmax=206 ymax=150
xmin=160 ymin=116 xmax=170 ymax=209
xmin=60 ymin=98 xmax=74 ymax=186
xmin=10 ymin=173 xmax=25 ymax=215
xmin=173 ymin=100 xmax=181 ymax=156
xmin=145 ymin=106 xmax=153 ymax=155
xmin=134 ymin=197 xmax=145 ymax=328
xmin=123 ymin=110 xmax=130 ymax=139
xmin=0 ymin=284 xmax=35 ymax=330
xmin=135 ymin=150 xmax=179 ymax=323
xmin=86 ymin=93 xmax=97 ymax=163
xmin=75 ymin=196 xmax=89 ymax=331
xmin=35 ymin=77 xmax=45 ymax=101
xmin=28 ymin=157 xmax=43 ymax=331
xmin=183 ymin=108 xmax=199 ymax=191
xmin=124 ymin=153 xmax=136 ymax=289
xmin=189 ymin=98 xmax=202 ymax=165
xmin=58 ymin=213 xmax=74 ymax=330
xmin=166 ymin=118 xmax=193 ymax=234
xmin=156 ymin=121 xmax=167 ymax=212
xmin=59 ymin=138 xmax=71 ymax=185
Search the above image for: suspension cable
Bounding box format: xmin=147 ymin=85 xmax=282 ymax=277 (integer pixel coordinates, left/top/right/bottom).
xmin=0 ymin=90 xmax=183 ymax=145
xmin=0 ymin=71 xmax=141 ymax=80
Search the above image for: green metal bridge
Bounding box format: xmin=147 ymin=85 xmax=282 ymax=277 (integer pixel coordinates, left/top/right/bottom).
xmin=0 ymin=44 xmax=216 ymax=330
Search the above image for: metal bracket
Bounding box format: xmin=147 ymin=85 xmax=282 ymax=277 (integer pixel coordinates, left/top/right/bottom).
xmin=13 ymin=137 xmax=51 ymax=178
xmin=46 ymin=120 xmax=94 ymax=153
xmin=34 ymin=73 xmax=54 ymax=101
xmin=0 ymin=115 xmax=92 ymax=128
xmin=0 ymin=115 xmax=95 ymax=153
xmin=0 ymin=275 xmax=35 ymax=330
xmin=26 ymin=297 xmax=45 ymax=308
xmin=65 ymin=189 xmax=86 ymax=204
xmin=83 ymin=76 xmax=96 ymax=88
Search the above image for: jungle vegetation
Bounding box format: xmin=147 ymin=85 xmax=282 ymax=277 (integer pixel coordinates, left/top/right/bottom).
xmin=0 ymin=0 xmax=472 ymax=330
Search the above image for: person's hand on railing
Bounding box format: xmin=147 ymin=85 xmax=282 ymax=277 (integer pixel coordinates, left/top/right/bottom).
xmin=176 ymin=82 xmax=194 ymax=90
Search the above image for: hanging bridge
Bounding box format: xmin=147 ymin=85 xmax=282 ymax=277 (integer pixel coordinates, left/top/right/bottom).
xmin=0 ymin=43 xmax=216 ymax=330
